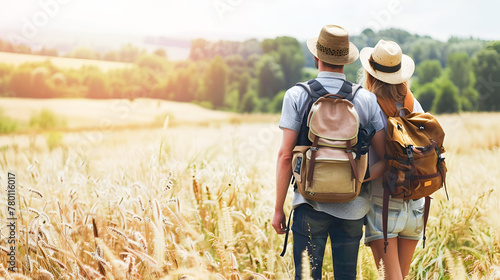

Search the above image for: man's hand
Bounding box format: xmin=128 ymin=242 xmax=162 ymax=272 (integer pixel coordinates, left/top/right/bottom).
xmin=272 ymin=208 xmax=287 ymax=234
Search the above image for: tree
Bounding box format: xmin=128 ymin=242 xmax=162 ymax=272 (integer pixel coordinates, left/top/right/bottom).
xmin=31 ymin=67 xmax=52 ymax=98
xmin=66 ymin=46 xmax=100 ymax=60
xmin=9 ymin=67 xmax=32 ymax=97
xmin=277 ymin=44 xmax=305 ymax=87
xmin=240 ymin=89 xmax=260 ymax=113
xmin=103 ymin=50 xmax=119 ymax=61
xmin=256 ymin=54 xmax=285 ymax=99
xmin=416 ymin=83 xmax=439 ymax=112
xmin=447 ymin=52 xmax=472 ymax=93
xmin=203 ymin=56 xmax=227 ymax=108
xmin=433 ymin=79 xmax=460 ymax=113
xmin=153 ymin=48 xmax=167 ymax=58
xmin=119 ymin=44 xmax=141 ymax=63
xmin=135 ymin=53 xmax=169 ymax=72
xmin=84 ymin=71 xmax=110 ymax=99
xmin=190 ymin=38 xmax=206 ymax=60
xmin=473 ymin=43 xmax=500 ymax=111
xmin=260 ymin=37 xmax=304 ymax=87
xmin=237 ymin=39 xmax=262 ymax=59
xmin=416 ymin=60 xmax=442 ymax=85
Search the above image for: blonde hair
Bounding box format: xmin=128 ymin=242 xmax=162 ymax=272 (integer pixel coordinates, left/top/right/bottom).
xmin=362 ymin=70 xmax=410 ymax=103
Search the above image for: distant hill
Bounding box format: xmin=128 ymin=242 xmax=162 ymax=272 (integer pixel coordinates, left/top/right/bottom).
xmin=0 ymin=52 xmax=132 ymax=71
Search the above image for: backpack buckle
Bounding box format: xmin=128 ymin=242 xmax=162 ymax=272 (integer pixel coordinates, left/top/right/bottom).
xmin=406 ymin=145 xmax=414 ymax=162
xmin=434 ymin=145 xmax=445 ymax=162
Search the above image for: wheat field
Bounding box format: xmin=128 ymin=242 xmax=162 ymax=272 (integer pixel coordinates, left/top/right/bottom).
xmin=0 ymin=102 xmax=499 ymax=279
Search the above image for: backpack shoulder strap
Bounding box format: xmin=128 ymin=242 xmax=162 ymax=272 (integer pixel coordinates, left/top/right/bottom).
xmin=377 ymin=95 xmax=397 ymax=117
xmin=294 ymin=80 xmax=317 ymax=146
xmin=300 ymin=79 xmax=362 ymax=101
xmin=403 ymin=91 xmax=415 ymax=113
xmin=377 ymin=91 xmax=415 ymax=117
xmin=295 ymin=79 xmax=329 ymax=98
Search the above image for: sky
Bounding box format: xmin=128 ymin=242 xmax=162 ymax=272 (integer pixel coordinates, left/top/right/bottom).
xmin=0 ymin=0 xmax=498 ymax=43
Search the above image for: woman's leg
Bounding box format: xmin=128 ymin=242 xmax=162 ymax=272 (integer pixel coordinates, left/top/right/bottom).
xmin=369 ymin=238 xmax=403 ymax=280
xmin=397 ymin=238 xmax=419 ymax=279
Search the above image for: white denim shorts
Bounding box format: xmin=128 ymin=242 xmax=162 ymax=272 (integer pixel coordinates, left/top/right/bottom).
xmin=364 ymin=184 xmax=425 ymax=245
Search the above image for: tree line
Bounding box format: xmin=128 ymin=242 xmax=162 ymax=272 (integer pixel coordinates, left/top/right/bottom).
xmin=1 ymin=28 xmax=500 ymax=113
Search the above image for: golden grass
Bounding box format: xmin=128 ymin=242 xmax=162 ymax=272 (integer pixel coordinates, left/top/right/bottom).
xmin=0 ymin=98 xmax=239 ymax=131
xmin=0 ymin=110 xmax=499 ymax=279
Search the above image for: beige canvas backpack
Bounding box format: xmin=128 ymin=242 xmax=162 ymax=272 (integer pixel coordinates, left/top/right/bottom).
xmin=291 ymin=79 xmax=369 ymax=203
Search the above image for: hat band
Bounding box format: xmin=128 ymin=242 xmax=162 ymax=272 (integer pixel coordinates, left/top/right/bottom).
xmin=317 ymin=42 xmax=349 ymax=57
xmin=369 ymin=55 xmax=401 ymax=73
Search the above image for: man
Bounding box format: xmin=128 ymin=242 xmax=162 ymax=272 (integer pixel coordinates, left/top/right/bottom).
xmin=272 ymin=25 xmax=386 ymax=280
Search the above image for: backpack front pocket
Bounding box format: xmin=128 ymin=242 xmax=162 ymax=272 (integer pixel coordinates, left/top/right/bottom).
xmin=304 ymin=148 xmax=355 ymax=197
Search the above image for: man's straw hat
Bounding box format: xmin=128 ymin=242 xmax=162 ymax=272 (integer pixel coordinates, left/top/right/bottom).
xmin=307 ymin=25 xmax=359 ymax=65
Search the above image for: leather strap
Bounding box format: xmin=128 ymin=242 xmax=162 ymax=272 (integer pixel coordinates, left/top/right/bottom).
xmin=280 ymin=209 xmax=294 ymax=257
xmin=382 ymin=186 xmax=390 ymax=253
xmin=346 ymin=140 xmax=359 ymax=181
xmin=307 ymin=136 xmax=319 ymax=185
xmin=422 ymin=196 xmax=432 ymax=249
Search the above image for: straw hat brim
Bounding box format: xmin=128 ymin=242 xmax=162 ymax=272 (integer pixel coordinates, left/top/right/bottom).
xmin=307 ymin=38 xmax=359 ymax=65
xmin=359 ymin=47 xmax=415 ymax=84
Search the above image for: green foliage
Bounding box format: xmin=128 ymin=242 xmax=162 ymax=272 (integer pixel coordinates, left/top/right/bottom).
xmin=224 ymin=89 xmax=239 ymax=111
xmin=203 ymin=56 xmax=227 ymax=108
xmin=448 ymin=52 xmax=472 ymax=92
xmin=29 ymin=108 xmax=67 ymax=130
xmin=118 ymin=44 xmax=142 ymax=63
xmin=460 ymin=86 xmax=479 ymax=111
xmin=344 ymin=62 xmax=361 ymax=83
xmin=240 ymin=89 xmax=260 ymax=113
xmin=0 ymin=108 xmax=18 ymax=133
xmin=9 ymin=66 xmax=32 ymax=97
xmin=262 ymin=37 xmax=305 ymax=87
xmin=135 ymin=53 xmax=169 ymax=72
xmin=416 ymin=83 xmax=439 ymax=112
xmin=256 ymin=54 xmax=285 ymax=99
xmin=84 ymin=70 xmax=110 ymax=98
xmin=417 ymin=60 xmax=442 ymax=84
xmin=0 ymin=30 xmax=497 ymax=114
xmin=433 ymin=79 xmax=460 ymax=113
xmin=66 ymin=46 xmax=100 ymax=60
xmin=267 ymin=90 xmax=286 ymax=113
xmin=31 ymin=66 xmax=53 ymax=98
xmin=473 ymin=43 xmax=500 ymax=111
xmin=153 ymin=48 xmax=167 ymax=58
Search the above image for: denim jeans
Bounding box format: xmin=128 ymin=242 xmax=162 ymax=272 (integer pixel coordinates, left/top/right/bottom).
xmin=291 ymin=204 xmax=364 ymax=280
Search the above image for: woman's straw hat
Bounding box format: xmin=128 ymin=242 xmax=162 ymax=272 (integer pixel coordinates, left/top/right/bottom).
xmin=360 ymin=40 xmax=415 ymax=84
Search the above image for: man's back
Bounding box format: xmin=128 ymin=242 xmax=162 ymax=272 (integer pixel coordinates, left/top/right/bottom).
xmin=279 ymin=71 xmax=384 ymax=220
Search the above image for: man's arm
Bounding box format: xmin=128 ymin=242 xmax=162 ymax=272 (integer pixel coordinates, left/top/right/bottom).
xmin=272 ymin=128 xmax=298 ymax=234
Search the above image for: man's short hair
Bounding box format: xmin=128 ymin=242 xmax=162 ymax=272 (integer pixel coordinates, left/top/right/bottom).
xmin=321 ymin=60 xmax=344 ymax=70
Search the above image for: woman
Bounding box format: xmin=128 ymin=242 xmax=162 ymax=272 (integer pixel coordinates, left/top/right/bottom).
xmin=360 ymin=40 xmax=425 ymax=280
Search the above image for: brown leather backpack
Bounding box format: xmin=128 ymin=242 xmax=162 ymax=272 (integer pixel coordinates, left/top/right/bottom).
xmin=378 ymin=92 xmax=448 ymax=251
